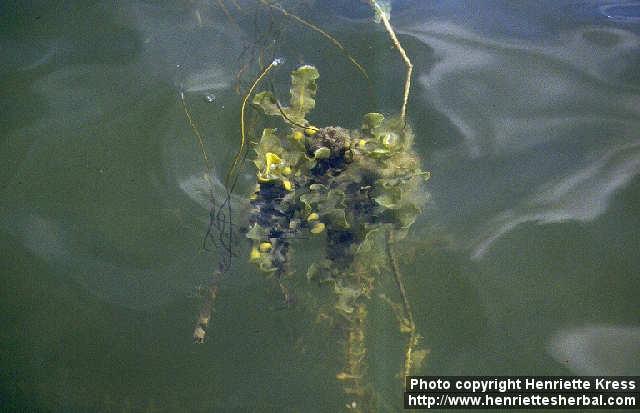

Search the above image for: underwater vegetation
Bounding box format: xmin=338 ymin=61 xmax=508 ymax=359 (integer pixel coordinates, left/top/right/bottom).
xmin=3 ymin=0 xmax=640 ymax=410
xmin=189 ymin=1 xmax=430 ymax=411
xmin=245 ymin=65 xmax=430 ymax=410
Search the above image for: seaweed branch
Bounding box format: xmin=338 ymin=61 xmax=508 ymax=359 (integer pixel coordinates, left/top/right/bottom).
xmin=386 ymin=229 xmax=422 ymax=378
xmin=250 ymin=62 xmax=430 ymax=408
xmin=226 ymin=58 xmax=282 ymax=191
xmin=180 ymin=92 xmax=227 ymax=342
xmin=370 ymin=0 xmax=413 ymax=126
xmin=216 ymin=0 xmax=239 ymax=28
xmin=180 ymin=91 xmax=215 ymax=201
xmin=185 ymin=4 xmax=431 ymax=408
xmin=258 ymin=0 xmax=370 ymax=84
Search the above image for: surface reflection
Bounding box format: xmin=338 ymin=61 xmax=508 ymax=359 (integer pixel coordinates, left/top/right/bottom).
xmin=549 ymin=325 xmax=640 ymax=375
xmin=401 ymin=21 xmax=640 ymax=258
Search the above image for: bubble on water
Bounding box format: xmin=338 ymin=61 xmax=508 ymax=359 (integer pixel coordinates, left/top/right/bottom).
xmin=204 ymin=93 xmax=216 ymax=103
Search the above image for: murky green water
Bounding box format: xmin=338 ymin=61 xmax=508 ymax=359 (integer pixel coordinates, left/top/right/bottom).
xmin=2 ymin=1 xmax=639 ymax=412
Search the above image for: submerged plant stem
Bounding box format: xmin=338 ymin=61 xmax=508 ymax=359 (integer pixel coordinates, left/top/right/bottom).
xmin=180 ymin=92 xmax=215 ymax=198
xmin=386 ymin=229 xmax=419 ymax=378
xmin=193 ymin=272 xmax=220 ymax=343
xmin=339 ymin=302 xmax=369 ymax=413
xmin=369 ymin=0 xmax=413 ymax=126
xmin=216 ymin=0 xmax=239 ymax=27
xmin=258 ymin=0 xmax=370 ymax=84
xmin=226 ymin=59 xmax=280 ymax=190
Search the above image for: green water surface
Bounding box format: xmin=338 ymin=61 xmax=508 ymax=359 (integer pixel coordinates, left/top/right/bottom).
xmin=2 ymin=1 xmax=639 ymax=412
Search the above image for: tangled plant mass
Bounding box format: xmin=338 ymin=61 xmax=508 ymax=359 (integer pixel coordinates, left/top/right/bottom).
xmin=246 ymin=65 xmax=429 ymax=410
xmin=189 ymin=2 xmax=430 ymax=410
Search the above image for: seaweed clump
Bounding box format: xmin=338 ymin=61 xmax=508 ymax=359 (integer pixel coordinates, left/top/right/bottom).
xmin=247 ymin=65 xmax=430 ymax=411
